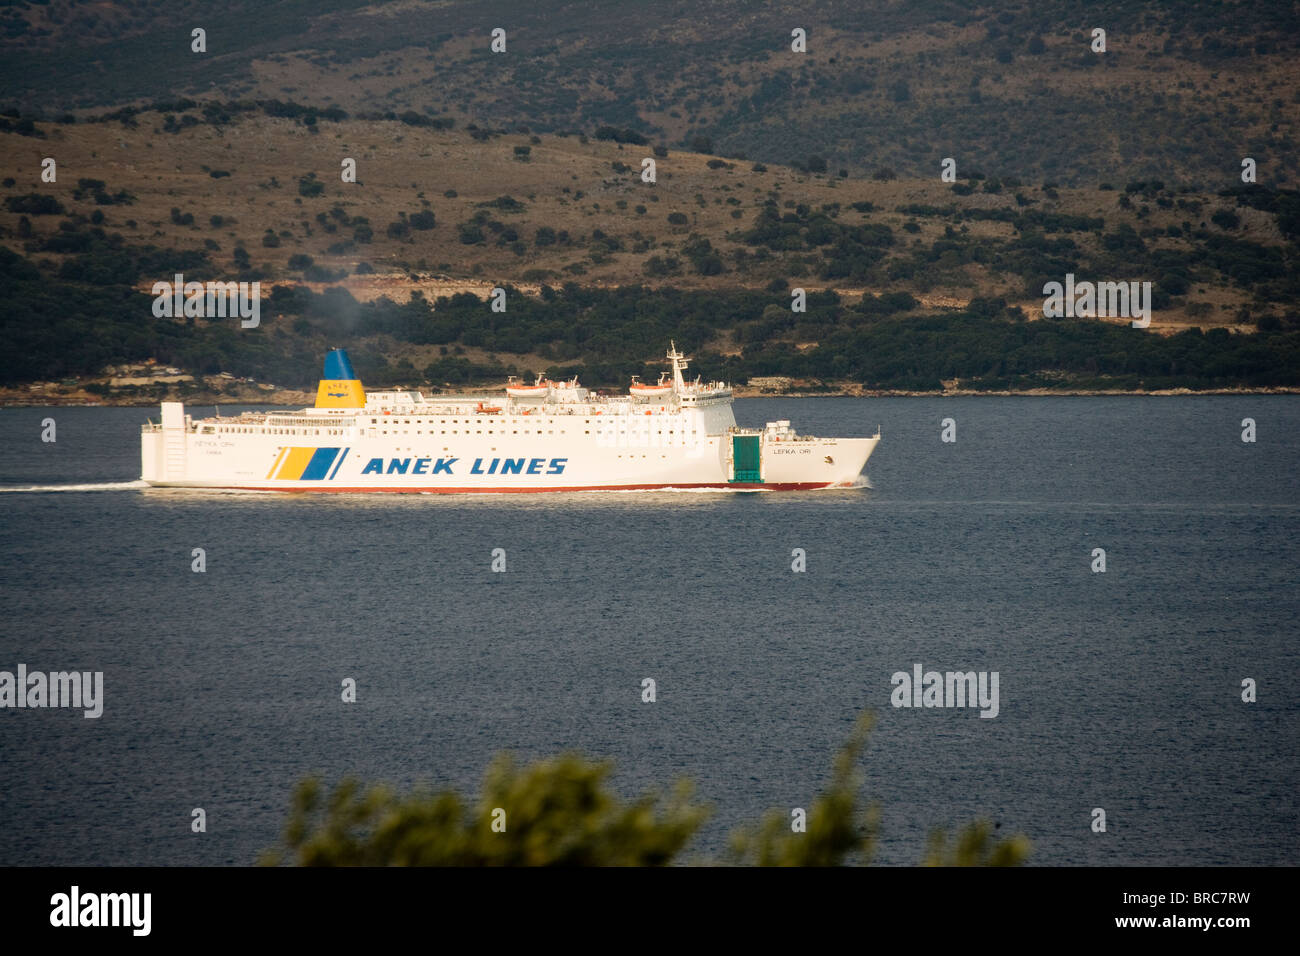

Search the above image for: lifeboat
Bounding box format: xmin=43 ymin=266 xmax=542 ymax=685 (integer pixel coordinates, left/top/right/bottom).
xmin=629 ymin=372 xmax=673 ymax=400
xmin=476 ymin=402 xmax=502 ymax=414
xmin=507 ymin=374 xmax=550 ymax=399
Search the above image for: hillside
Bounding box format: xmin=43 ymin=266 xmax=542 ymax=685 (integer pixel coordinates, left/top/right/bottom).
xmin=1 ymin=1 xmax=1298 ymax=187
xmin=1 ymin=1 xmax=1298 ymax=400
xmin=1 ymin=104 xmax=1292 ymax=314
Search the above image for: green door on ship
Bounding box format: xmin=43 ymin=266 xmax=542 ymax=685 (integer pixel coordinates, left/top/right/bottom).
xmin=731 ymin=435 xmax=762 ymax=482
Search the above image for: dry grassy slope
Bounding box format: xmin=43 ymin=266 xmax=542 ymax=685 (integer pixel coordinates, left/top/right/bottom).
xmin=0 ymin=113 xmax=1274 ymax=340
xmin=3 ymin=2 xmax=1297 ymax=189
xmin=245 ymin=21 xmax=1297 ymax=178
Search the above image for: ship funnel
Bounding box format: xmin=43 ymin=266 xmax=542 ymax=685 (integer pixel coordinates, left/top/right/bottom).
xmin=315 ymin=348 xmax=365 ymax=408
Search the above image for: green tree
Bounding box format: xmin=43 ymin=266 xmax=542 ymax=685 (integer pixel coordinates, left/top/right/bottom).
xmin=261 ymin=754 xmax=706 ymax=866
xmin=923 ymin=821 xmax=1033 ymax=866
xmin=728 ymin=713 xmax=880 ymax=865
xmin=263 ymin=712 xmax=1031 ymax=867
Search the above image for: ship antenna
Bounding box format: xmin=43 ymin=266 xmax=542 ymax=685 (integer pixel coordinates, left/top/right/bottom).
xmin=667 ymin=340 xmax=688 ymax=393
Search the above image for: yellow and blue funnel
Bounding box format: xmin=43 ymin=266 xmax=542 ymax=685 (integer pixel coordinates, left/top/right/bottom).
xmin=315 ymin=349 xmax=365 ymax=408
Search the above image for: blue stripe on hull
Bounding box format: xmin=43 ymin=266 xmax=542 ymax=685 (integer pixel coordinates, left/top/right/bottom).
xmin=327 ymin=448 xmax=350 ymax=480
xmin=300 ymin=447 xmax=341 ymax=480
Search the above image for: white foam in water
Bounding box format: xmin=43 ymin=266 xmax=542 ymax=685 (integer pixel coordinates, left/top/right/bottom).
xmin=0 ymin=480 xmax=150 ymax=493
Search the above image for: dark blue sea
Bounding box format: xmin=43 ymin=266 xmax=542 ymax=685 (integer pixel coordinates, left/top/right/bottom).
xmin=1 ymin=397 xmax=1297 ymax=866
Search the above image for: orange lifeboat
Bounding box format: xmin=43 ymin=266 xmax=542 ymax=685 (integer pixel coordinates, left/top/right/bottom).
xmin=507 ymin=373 xmax=550 ymax=399
xmin=629 ymin=372 xmax=673 ymax=400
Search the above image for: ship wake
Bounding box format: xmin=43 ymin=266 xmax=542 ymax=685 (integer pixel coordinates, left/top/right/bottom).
xmin=0 ymin=480 xmax=150 ymax=493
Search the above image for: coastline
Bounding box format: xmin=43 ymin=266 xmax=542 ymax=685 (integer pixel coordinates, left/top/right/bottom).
xmin=4 ymin=384 xmax=1298 ymax=408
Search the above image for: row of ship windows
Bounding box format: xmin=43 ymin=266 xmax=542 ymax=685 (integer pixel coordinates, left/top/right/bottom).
xmin=202 ymin=427 xmax=348 ymax=435
xmin=199 ymin=425 xmax=701 ymax=437
xmin=198 ymin=427 xmax=692 ymax=437
xmin=370 ymin=418 xmax=688 ymax=426
xmin=377 ymin=429 xmax=690 ymax=436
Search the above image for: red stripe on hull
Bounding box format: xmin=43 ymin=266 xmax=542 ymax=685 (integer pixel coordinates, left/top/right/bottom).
xmin=210 ymin=481 xmax=841 ymax=493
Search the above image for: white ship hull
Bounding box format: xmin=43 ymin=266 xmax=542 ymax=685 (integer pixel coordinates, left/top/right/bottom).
xmin=142 ymin=431 xmax=879 ymax=492
xmin=140 ymin=347 xmax=879 ymax=493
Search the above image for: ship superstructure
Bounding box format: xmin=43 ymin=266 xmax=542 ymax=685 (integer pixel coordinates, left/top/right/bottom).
xmin=140 ymin=345 xmax=880 ymax=491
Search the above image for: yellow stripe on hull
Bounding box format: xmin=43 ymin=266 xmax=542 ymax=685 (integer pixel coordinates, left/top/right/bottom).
xmin=275 ymin=446 xmax=317 ymax=480
xmin=265 ymin=447 xmax=289 ymax=479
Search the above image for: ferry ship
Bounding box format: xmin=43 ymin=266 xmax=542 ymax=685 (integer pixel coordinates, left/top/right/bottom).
xmin=140 ymin=345 xmax=880 ymax=492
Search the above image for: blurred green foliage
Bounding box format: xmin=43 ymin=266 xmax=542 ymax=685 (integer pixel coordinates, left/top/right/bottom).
xmin=727 ymin=712 xmax=881 ymax=866
xmin=263 ymin=713 xmax=1031 ymax=867
xmin=261 ymin=754 xmax=707 ymax=866
xmin=923 ymin=822 xmax=1034 ymax=867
